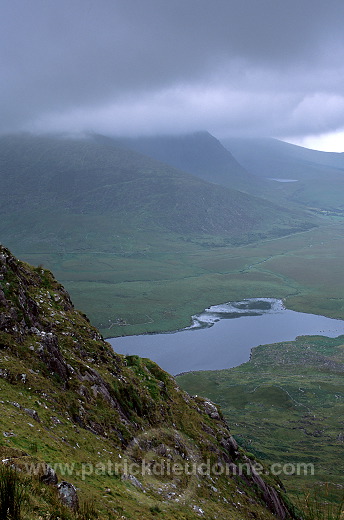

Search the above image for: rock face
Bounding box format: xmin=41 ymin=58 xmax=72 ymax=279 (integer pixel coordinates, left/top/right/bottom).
xmin=38 ymin=332 xmax=70 ymax=383
xmin=0 ymin=244 xmax=296 ymax=520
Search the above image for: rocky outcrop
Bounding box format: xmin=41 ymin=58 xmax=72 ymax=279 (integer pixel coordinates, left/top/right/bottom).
xmin=37 ymin=332 xmax=70 ymax=383
xmin=0 ymin=245 xmax=296 ymax=520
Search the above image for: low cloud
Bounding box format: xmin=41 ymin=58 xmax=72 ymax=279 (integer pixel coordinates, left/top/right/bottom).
xmin=1 ymin=0 xmax=344 ymax=147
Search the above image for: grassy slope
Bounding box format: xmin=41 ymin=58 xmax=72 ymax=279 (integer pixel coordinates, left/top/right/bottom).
xmin=176 ymin=335 xmax=344 ymax=502
xmin=0 ymin=245 xmax=296 ymax=520
xmin=0 ymin=133 xmax=307 ymax=244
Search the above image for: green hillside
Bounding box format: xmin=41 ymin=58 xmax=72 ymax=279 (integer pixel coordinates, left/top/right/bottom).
xmin=0 ymin=245 xmax=297 ymax=519
xmin=177 ymin=335 xmax=344 ymax=504
xmin=223 ymin=137 xmax=344 ymax=211
xmin=103 ymin=131 xmax=264 ymax=194
xmin=0 ymin=133 xmax=310 ymax=251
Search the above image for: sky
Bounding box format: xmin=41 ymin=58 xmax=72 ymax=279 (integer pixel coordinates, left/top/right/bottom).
xmin=1 ymin=0 xmax=344 ymax=151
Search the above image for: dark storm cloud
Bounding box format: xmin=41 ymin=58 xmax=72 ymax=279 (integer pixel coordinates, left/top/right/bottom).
xmin=1 ymin=0 xmax=344 ymax=141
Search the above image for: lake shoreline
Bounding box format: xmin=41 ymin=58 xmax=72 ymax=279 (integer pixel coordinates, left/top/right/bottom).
xmin=109 ymin=298 xmax=344 ymax=375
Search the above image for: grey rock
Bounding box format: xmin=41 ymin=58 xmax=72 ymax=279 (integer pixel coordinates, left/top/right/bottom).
xmin=39 ymin=333 xmax=70 ymax=383
xmin=0 ymin=368 xmax=10 ymax=379
xmin=58 ymin=481 xmax=79 ymax=510
xmin=40 ymin=464 xmax=58 ymax=485
xmin=220 ymin=435 xmax=239 ymax=456
xmin=249 ymin=461 xmax=289 ymax=520
xmin=24 ymin=408 xmax=40 ymax=422
xmin=122 ymin=474 xmax=145 ymax=491
xmin=0 ymin=287 xmax=7 ymax=306
xmin=202 ymin=400 xmax=221 ymax=420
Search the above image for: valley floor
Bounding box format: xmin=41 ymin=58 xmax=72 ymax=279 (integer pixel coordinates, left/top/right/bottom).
xmin=15 ymin=218 xmax=344 ymax=338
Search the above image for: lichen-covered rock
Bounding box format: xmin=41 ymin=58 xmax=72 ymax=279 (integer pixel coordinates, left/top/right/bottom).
xmin=57 ymin=481 xmax=79 ymax=510
xmin=23 ymin=408 xmax=40 ymax=422
xmin=195 ymin=396 xmax=222 ymax=420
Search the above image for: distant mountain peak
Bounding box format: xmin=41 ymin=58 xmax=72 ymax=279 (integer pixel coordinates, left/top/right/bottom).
xmin=97 ymin=131 xmax=260 ymax=192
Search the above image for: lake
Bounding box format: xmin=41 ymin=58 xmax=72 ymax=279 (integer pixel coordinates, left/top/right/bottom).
xmin=268 ymin=178 xmax=299 ymax=182
xmin=108 ymin=298 xmax=344 ymax=375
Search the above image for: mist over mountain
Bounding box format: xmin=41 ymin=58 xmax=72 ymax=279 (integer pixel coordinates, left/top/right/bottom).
xmin=2 ymin=0 xmax=344 ymax=150
xmin=223 ymin=137 xmax=344 ymax=178
xmin=223 ymin=137 xmax=344 ymax=210
xmin=0 ymin=133 xmax=312 ymax=256
xmin=99 ymin=131 xmax=262 ymax=194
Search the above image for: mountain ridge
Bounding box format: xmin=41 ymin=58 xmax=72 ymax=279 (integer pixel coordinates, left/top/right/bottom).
xmin=0 ymin=133 xmax=313 ymax=254
xmin=223 ymin=137 xmax=344 ymax=177
xmin=222 ymin=137 xmax=344 ymax=210
xmin=100 ymin=131 xmax=267 ymax=195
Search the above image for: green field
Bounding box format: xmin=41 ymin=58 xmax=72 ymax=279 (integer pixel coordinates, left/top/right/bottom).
xmin=176 ymin=335 xmax=344 ymax=502
xmin=15 ymin=218 xmax=344 ymax=338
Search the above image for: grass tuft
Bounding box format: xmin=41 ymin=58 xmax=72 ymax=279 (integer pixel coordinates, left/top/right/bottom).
xmin=300 ymin=490 xmax=344 ymax=520
xmin=0 ymin=465 xmax=27 ymax=520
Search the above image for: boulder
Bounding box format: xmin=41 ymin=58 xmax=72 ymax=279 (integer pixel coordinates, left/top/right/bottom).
xmin=58 ymin=481 xmax=79 ymax=510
